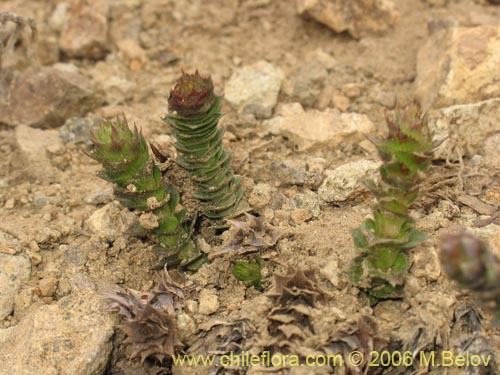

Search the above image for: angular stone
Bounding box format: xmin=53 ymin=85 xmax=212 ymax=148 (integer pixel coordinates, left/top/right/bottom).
xmin=86 ymin=201 xmax=137 ymax=242
xmin=59 ymin=0 xmax=110 ymax=59
xmin=271 ymin=159 xmax=323 ymax=188
xmin=0 ymin=254 xmax=31 ymax=320
xmin=59 ymin=114 xmax=104 ymax=145
xmin=427 ymin=98 xmax=500 ymax=159
xmin=225 ymin=61 xmax=284 ymax=118
xmin=297 ymin=0 xmax=399 ymax=39
xmin=415 ymin=25 xmax=500 ymax=110
xmin=411 ymin=246 xmax=441 ymax=282
xmin=0 ymin=276 xmax=115 ymax=375
xmin=0 ymin=66 xmax=103 ymax=128
xmin=319 ymin=160 xmax=380 ymax=203
xmin=15 ymin=125 xmax=63 ymax=180
xmin=265 ymin=103 xmax=375 ymax=151
xmin=283 ymin=51 xmax=333 ymax=107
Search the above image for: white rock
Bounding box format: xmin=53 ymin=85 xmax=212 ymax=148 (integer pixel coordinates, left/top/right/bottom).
xmin=225 ymin=61 xmax=284 ymax=118
xmin=427 ymin=98 xmax=500 ymax=160
xmin=86 ymin=201 xmax=136 ymax=242
xmin=320 ymin=259 xmax=340 ymax=287
xmin=0 ymin=254 xmax=31 ymax=320
xmin=415 ymin=25 xmax=500 ymax=110
xmin=265 ymin=103 xmax=375 ymax=151
xmin=319 ymin=160 xmax=380 ymax=203
xmin=198 ymin=288 xmax=219 ymax=315
xmin=297 ymin=0 xmax=399 ymax=39
xmin=0 ymin=276 xmax=114 ymax=375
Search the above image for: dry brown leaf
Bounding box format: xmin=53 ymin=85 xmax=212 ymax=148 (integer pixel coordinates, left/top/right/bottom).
xmin=210 ymin=213 xmax=283 ymax=259
xmin=268 ymin=267 xmax=326 ymax=307
xmin=106 ymin=270 xmax=185 ymax=364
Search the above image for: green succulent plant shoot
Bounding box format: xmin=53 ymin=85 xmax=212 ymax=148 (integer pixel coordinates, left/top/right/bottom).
xmin=440 ymin=232 xmax=500 ymax=323
xmin=351 ymin=104 xmax=433 ymax=300
xmin=232 ymin=258 xmax=263 ymax=290
xmin=89 ymin=117 xmax=201 ymax=269
xmin=163 ymin=71 xmax=243 ymax=219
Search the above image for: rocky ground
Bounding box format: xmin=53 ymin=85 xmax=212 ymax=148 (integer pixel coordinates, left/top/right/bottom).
xmin=0 ymin=0 xmax=499 ymax=374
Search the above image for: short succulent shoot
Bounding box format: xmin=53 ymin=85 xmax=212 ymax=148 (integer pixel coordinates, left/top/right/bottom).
xmin=164 ymin=70 xmax=243 ymax=219
xmin=351 ymin=104 xmax=433 ymax=300
xmin=440 ymin=232 xmax=500 ymax=323
xmin=89 ymin=117 xmax=200 ymax=268
xmin=232 ymin=258 xmax=263 ymax=290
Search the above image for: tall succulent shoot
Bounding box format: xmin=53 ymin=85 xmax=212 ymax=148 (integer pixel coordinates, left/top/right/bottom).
xmin=351 ymin=105 xmax=433 ymax=299
xmin=440 ymin=232 xmax=500 ymax=323
xmin=164 ymin=71 xmax=243 ymax=219
xmin=89 ymin=117 xmax=199 ymax=267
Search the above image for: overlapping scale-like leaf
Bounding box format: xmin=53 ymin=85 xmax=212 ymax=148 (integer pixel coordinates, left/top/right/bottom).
xmin=351 ymin=104 xmax=433 ymax=300
xmin=164 ymin=72 xmax=243 ymax=219
xmin=89 ymin=118 xmax=201 ymax=268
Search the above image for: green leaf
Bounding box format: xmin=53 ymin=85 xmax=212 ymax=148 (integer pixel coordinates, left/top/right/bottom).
xmin=351 ymin=227 xmax=368 ymax=249
xmin=401 ymin=228 xmax=427 ymax=249
xmin=232 ymin=258 xmax=263 ymax=290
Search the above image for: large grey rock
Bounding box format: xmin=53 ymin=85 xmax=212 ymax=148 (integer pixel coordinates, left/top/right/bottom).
xmin=0 ymin=254 xmax=31 ymax=320
xmin=59 ymin=0 xmax=110 ymax=59
xmin=0 ymin=275 xmax=115 ymax=375
xmin=319 ymin=160 xmax=380 ymax=203
xmin=0 ymin=66 xmax=103 ymax=128
xmin=297 ymin=0 xmax=399 ymax=39
xmin=415 ymin=25 xmax=500 ymax=110
xmin=264 ymin=103 xmax=375 ymax=151
xmin=225 ymin=61 xmax=284 ymax=118
xmin=427 ymin=98 xmax=500 ymax=160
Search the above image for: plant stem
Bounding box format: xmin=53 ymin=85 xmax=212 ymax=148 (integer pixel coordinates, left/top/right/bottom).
xmin=164 ymin=71 xmax=243 ymax=219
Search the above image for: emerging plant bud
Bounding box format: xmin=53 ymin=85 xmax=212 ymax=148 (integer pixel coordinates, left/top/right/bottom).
xmin=164 ymin=70 xmax=243 ymax=219
xmin=168 ymin=70 xmax=215 ymax=116
xmin=440 ymin=232 xmax=487 ymax=285
xmin=440 ymin=232 xmax=500 ymax=322
xmin=232 ymin=258 xmax=263 ymax=290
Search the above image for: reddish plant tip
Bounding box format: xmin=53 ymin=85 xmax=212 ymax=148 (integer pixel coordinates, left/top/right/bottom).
xmin=168 ymin=70 xmax=215 ymax=116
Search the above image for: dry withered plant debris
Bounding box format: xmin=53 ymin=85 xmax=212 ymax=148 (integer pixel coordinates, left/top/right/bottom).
xmin=180 ymin=319 xmax=254 ymax=375
xmin=106 ymin=271 xmax=185 ymax=364
xmin=449 ymin=303 xmax=497 ymax=375
xmin=266 ymin=268 xmax=327 ymax=351
xmin=322 ymin=316 xmax=386 ymax=375
xmin=210 ymin=213 xmax=283 ymax=259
